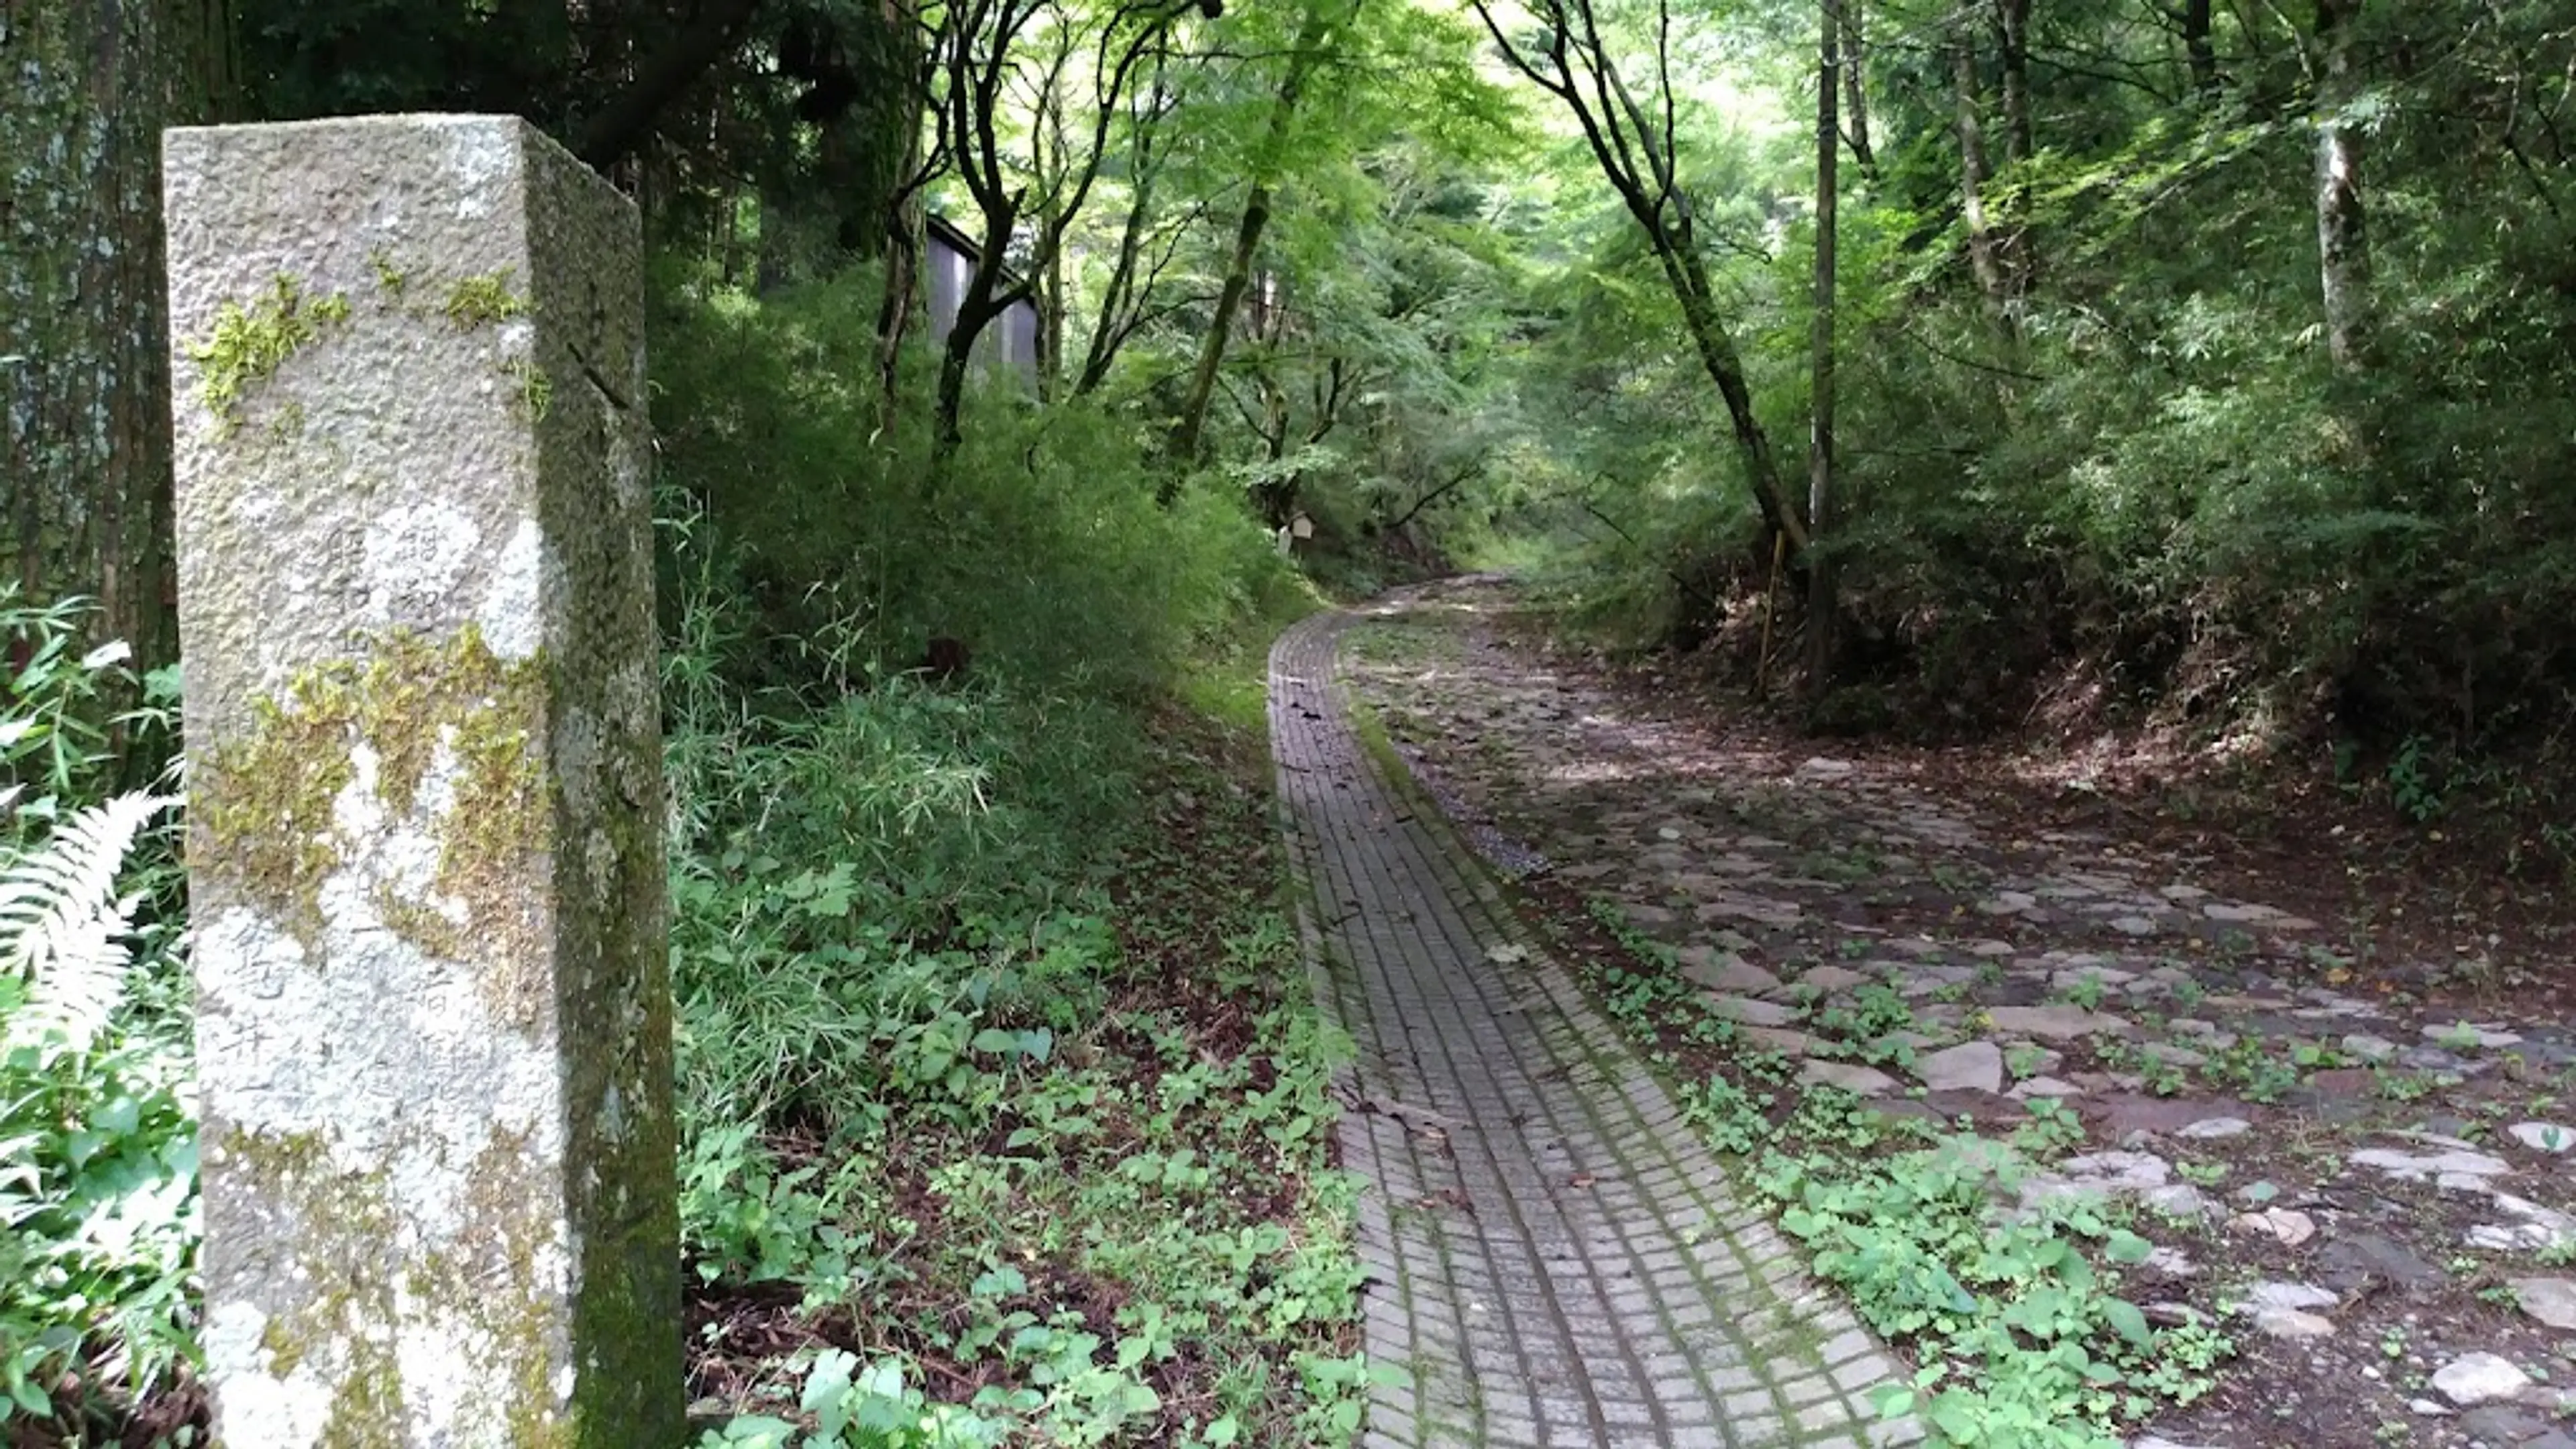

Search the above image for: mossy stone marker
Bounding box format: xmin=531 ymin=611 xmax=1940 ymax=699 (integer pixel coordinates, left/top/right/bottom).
xmin=162 ymin=115 xmax=681 ymax=1447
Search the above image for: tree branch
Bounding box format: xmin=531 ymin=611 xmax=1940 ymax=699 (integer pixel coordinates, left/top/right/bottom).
xmin=1385 ymin=456 xmax=1486 ymax=533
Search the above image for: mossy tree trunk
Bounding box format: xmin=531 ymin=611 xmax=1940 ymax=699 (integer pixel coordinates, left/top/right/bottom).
xmin=1 ymin=0 xmax=235 ymax=689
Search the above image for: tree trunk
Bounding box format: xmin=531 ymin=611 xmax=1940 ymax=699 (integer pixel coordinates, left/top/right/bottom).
xmin=1039 ymin=239 xmax=1063 ymax=402
xmin=1075 ymin=167 xmax=1157 ymax=396
xmin=1028 ymin=82 xmax=1063 ymax=402
xmin=1990 ymin=0 xmax=2034 ymax=309
xmin=1807 ymin=0 xmax=1842 ymax=696
xmin=935 ymin=280 xmax=1001 ymax=460
xmin=934 ymin=199 xmax=1020 ymax=460
xmin=1667 ymin=244 xmax=1810 ymax=555
xmin=873 ymin=0 xmax=927 ymax=429
xmin=1952 ymin=37 xmax=2011 ymax=333
xmin=574 ymin=0 xmax=764 ymax=171
xmin=1841 ymin=0 xmax=1876 ymax=174
xmin=720 ymin=186 xmax=746 ymax=287
xmin=2183 ymin=0 xmax=2218 ymax=91
xmin=1994 ymin=0 xmax=2033 ymax=164
xmin=875 ymin=85 xmax=927 ymax=425
xmin=1466 ymin=0 xmax=1807 ymax=555
xmin=935 ymin=321 xmax=971 ymax=458
xmin=754 ymin=174 xmax=795 ymax=293
xmin=2 ymin=0 xmax=233 ymax=701
xmin=875 ymin=219 xmax=920 ymax=429
xmin=1165 ymin=182 xmax=1271 ymax=478
xmin=2313 ymin=0 xmax=2370 ymax=370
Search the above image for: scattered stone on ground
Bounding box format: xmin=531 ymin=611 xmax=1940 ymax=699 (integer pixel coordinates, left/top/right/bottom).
xmin=2229 ymin=1208 xmax=2318 ymax=1247
xmin=1916 ymin=1040 xmax=2004 ymax=1094
xmin=2510 ymin=1278 xmax=2576 ymax=1331
xmin=2512 ymin=1122 xmax=2575 ymax=1153
xmin=2178 ymin=1116 xmax=2251 ymax=1140
xmin=2430 ymin=1352 xmax=2530 ymax=1407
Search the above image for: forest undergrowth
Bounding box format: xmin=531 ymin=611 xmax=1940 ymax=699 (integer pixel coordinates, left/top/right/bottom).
xmin=0 ymin=275 xmax=1366 ymax=1449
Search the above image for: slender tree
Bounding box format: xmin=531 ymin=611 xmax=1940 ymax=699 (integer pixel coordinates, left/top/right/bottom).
xmin=1165 ymin=0 xmax=1350 ymax=477
xmin=924 ymin=0 xmax=1205 ymax=456
xmin=1994 ymin=0 xmax=2033 ymax=164
xmin=1990 ymin=0 xmax=2035 ymax=305
xmin=1806 ymin=0 xmax=1843 ymax=692
xmin=1071 ymin=62 xmax=1199 ymax=396
xmin=875 ymin=146 xmax=940 ymax=430
xmin=2312 ymin=0 xmax=2370 ymax=369
xmin=1952 ymin=26 xmax=2011 ymax=336
xmin=1841 ymin=0 xmax=1876 ymax=174
xmin=1470 ymin=0 xmax=1811 ymax=551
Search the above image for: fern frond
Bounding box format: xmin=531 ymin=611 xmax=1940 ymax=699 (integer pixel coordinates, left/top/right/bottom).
xmin=0 ymin=791 xmax=176 ymax=1057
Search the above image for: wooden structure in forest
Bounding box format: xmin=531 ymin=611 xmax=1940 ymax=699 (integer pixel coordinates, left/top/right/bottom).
xmin=924 ymin=213 xmax=1041 ymax=387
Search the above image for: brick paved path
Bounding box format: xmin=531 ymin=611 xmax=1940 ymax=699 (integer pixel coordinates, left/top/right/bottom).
xmin=1270 ymin=608 xmax=1917 ymax=1448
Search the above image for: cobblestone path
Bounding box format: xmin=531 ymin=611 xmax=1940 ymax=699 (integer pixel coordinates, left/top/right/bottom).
xmin=1270 ymin=608 xmax=1914 ymax=1448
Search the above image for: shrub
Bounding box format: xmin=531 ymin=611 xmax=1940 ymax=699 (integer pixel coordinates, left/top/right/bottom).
xmin=649 ymin=272 xmax=1296 ymax=700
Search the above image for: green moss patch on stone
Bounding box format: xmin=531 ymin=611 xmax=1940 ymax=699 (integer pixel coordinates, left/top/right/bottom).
xmin=184 ymin=274 xmax=352 ymax=434
xmin=368 ymin=247 xmax=408 ymax=298
xmin=200 ymin=625 xmax=556 ymax=1026
xmin=504 ymin=357 xmax=554 ymax=423
xmin=197 ymin=676 xmax=360 ymax=945
xmin=444 ymin=269 xmax=530 ymax=330
xmin=259 ymin=1317 xmax=307 ymax=1381
xmin=319 ymin=1334 xmax=409 ymax=1447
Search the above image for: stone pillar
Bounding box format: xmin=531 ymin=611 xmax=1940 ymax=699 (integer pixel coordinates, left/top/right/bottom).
xmin=162 ymin=115 xmax=680 ymax=1448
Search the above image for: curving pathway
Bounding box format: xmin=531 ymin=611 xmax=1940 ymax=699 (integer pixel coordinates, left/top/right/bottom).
xmin=1270 ymin=607 xmax=1915 ymax=1449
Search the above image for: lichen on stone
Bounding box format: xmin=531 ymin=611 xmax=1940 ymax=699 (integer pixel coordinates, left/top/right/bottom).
xmin=219 ymin=1125 xmax=409 ymax=1441
xmin=264 ymin=398 xmax=308 ymax=444
xmin=415 ymin=1130 xmax=582 ymax=1448
xmin=200 ymin=624 xmax=555 ymax=1026
xmin=184 ymin=274 xmax=352 ymax=434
